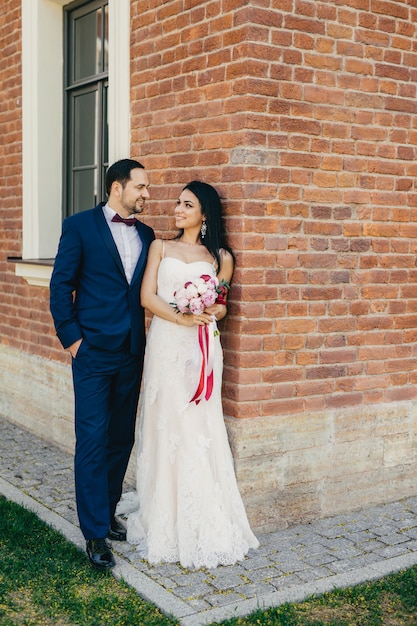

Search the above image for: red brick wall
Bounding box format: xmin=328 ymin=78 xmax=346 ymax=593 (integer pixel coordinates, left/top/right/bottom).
xmin=0 ymin=1 xmax=64 ymax=364
xmin=130 ymin=0 xmax=417 ymax=419
xmin=2 ymin=0 xmax=417 ymax=420
xmin=0 ymin=0 xmax=22 ymax=282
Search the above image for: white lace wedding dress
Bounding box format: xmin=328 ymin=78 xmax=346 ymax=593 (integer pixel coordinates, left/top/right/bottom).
xmin=118 ymin=256 xmax=259 ymax=569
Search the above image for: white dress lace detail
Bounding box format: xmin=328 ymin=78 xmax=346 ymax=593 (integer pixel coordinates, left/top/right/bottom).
xmin=118 ymin=257 xmax=259 ymax=569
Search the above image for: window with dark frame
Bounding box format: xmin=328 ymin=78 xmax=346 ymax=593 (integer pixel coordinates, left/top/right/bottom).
xmin=64 ymin=0 xmax=109 ymax=217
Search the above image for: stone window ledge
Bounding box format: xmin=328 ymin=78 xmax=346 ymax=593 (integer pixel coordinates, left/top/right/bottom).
xmin=9 ymin=257 xmax=54 ymax=288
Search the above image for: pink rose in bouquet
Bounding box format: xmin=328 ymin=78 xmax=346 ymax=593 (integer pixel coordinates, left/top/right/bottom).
xmin=172 ymin=274 xmax=230 ymax=314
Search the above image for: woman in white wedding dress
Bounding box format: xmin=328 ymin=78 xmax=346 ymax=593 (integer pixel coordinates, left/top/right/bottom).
xmin=119 ymin=181 xmax=258 ymax=569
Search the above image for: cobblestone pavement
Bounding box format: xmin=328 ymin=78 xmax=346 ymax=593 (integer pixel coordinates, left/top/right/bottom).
xmin=1 ymin=414 xmax=417 ymax=625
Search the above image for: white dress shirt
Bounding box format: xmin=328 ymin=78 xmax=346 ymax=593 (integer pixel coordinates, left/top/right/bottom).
xmin=102 ymin=203 xmax=142 ymax=284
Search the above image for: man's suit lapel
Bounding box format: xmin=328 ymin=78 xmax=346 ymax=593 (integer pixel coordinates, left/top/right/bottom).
xmin=93 ymin=205 xmax=126 ymax=279
xmin=131 ymin=221 xmax=152 ymax=285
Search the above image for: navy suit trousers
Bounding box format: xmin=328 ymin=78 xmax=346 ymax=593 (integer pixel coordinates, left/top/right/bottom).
xmin=71 ymin=340 xmax=142 ymax=540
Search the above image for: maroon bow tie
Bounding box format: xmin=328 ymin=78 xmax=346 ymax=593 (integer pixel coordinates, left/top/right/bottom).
xmin=112 ymin=214 xmax=137 ymax=226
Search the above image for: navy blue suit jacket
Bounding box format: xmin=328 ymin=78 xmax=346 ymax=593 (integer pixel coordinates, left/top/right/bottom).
xmin=50 ymin=203 xmax=155 ymax=356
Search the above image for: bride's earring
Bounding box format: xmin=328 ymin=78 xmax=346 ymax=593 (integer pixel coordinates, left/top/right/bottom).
xmin=200 ymin=220 xmax=207 ymax=239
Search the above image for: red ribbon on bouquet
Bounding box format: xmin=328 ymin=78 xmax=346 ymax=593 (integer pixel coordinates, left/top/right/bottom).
xmin=190 ymin=323 xmax=215 ymax=404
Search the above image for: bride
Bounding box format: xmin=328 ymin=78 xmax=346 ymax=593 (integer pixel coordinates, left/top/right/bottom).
xmin=118 ymin=181 xmax=259 ymax=569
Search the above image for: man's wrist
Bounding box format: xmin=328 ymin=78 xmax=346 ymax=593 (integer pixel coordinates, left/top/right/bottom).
xmin=67 ymin=338 xmax=82 ymax=358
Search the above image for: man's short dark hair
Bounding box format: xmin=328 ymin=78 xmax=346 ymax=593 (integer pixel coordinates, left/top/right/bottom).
xmin=106 ymin=159 xmax=145 ymax=196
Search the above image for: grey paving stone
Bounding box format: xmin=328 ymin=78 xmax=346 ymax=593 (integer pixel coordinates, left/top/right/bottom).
xmin=205 ymin=591 xmax=245 ymax=607
xmin=206 ymin=564 xmax=247 ymax=580
xmin=294 ymin=541 xmax=333 ymax=557
xmin=240 ymin=555 xmax=275 ymax=570
xmin=113 ymin=542 xmax=136 ymax=556
xmin=243 ymin=566 xmax=280 ymax=584
xmin=173 ymin=582 xmax=214 ymax=599
xmin=269 ymin=573 xmax=305 ymax=590
xmin=407 ymin=499 xmax=417 ymax=512
xmin=316 ymin=527 xmax=349 ymax=539
xmin=317 ymin=535 xmax=354 ymax=547
xmin=301 ymin=552 xmax=338 ymax=567
xmin=400 ymin=527 xmax=417 ymax=540
xmin=273 ymin=556 xmax=305 ymax=574
xmin=358 ymin=538 xmax=386 ymax=553
xmin=374 ymin=544 xmax=412 ymax=559
xmin=327 ymin=545 xmax=363 ymax=559
xmin=351 ymin=553 xmax=384 ymax=567
xmin=327 ymin=558 xmax=365 ymax=574
xmin=187 ymin=597 xmax=212 ymax=611
xmin=343 ymin=519 xmax=378 ymax=533
xmin=235 ymin=582 xmax=277 ymax=598
xmin=210 ymin=573 xmax=247 ymax=590
xmin=381 ymin=502 xmax=411 ymax=520
xmin=377 ymin=533 xmax=411 ymax=546
xmin=2 ymin=413 xmax=417 ymax=626
xmin=331 ymin=552 xmax=383 ymax=573
xmin=155 ymin=562 xmax=186 ymax=577
xmin=152 ymin=575 xmax=179 ymax=590
xmin=176 ymin=571 xmax=213 ymax=587
xmin=296 ymin=565 xmax=334 ymax=582
xmin=372 ymin=520 xmax=402 ymax=532
xmin=347 ymin=530 xmax=379 ymax=543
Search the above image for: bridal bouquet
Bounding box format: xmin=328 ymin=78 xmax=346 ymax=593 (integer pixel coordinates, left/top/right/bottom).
xmin=172 ymin=274 xmax=230 ymax=404
xmin=172 ymin=274 xmax=230 ymax=315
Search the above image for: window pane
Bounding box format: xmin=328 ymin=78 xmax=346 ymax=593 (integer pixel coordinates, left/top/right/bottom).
xmin=102 ymin=83 xmax=108 ymax=163
xmin=73 ymin=169 xmax=97 ymax=213
xmin=64 ymin=1 xmax=108 ymax=217
xmin=74 ymin=9 xmax=101 ymax=81
xmin=101 ymin=83 xmax=108 ymax=202
xmin=73 ymin=89 xmax=98 ymax=167
xmin=103 ymin=5 xmax=108 ymax=73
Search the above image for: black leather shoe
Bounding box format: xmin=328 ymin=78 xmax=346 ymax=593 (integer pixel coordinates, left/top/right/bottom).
xmin=86 ymin=538 xmax=115 ymax=570
xmin=108 ymin=516 xmax=127 ymax=542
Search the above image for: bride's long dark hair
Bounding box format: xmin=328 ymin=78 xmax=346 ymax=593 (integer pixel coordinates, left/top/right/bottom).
xmin=176 ymin=181 xmax=235 ymax=273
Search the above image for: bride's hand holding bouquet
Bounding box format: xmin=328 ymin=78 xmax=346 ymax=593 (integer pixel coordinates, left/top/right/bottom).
xmin=172 ymin=274 xmax=230 ymax=403
xmin=172 ymin=274 xmax=230 ymax=327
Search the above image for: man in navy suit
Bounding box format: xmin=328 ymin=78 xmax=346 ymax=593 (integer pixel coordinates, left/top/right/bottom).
xmin=50 ymin=159 xmax=155 ymax=569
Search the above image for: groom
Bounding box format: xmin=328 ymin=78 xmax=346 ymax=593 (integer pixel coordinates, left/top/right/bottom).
xmin=50 ymin=159 xmax=154 ymax=569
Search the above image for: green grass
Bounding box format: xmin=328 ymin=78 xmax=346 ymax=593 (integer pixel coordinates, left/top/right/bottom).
xmin=215 ymin=567 xmax=417 ymax=626
xmin=1 ymin=495 xmax=417 ymax=625
xmin=0 ymin=496 xmax=176 ymax=625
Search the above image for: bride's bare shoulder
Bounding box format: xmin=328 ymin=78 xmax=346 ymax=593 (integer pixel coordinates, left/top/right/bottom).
xmin=162 ymin=238 xmax=178 ymax=252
